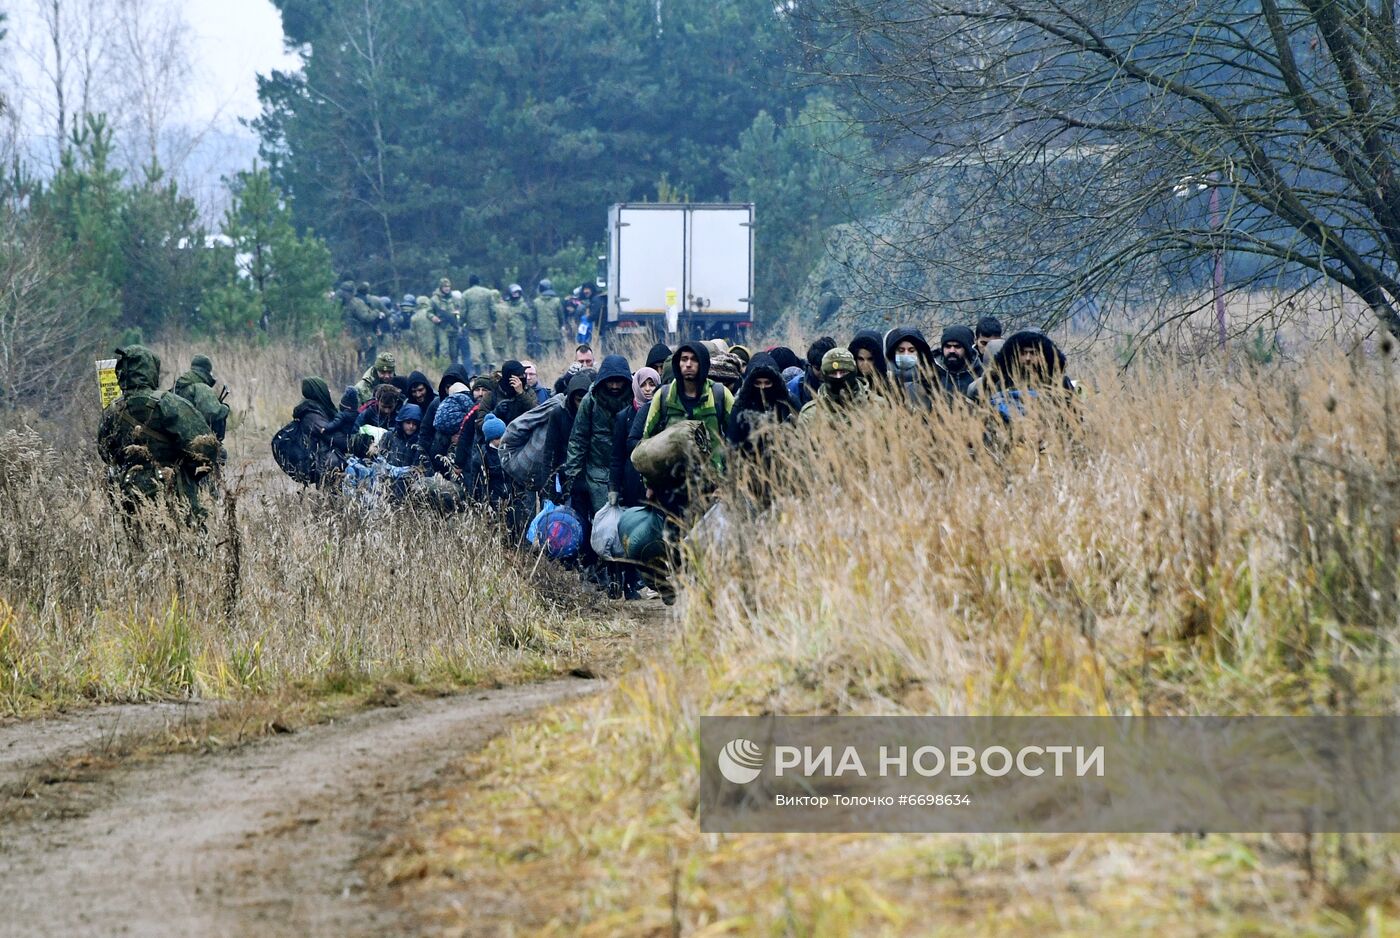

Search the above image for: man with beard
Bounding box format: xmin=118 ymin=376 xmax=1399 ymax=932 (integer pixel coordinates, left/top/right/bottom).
xmin=924 ymin=325 xmax=983 ymax=401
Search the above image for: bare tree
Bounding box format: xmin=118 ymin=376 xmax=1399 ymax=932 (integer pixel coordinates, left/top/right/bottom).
xmin=0 ymin=211 xmax=99 ymax=414
xmin=797 ymin=0 xmax=1400 ymax=342
xmin=107 ymin=0 xmax=195 ymax=173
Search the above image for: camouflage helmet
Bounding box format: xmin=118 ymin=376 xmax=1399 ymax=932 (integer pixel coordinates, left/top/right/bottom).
xmin=338 ymin=280 xmax=355 ymax=293
xmin=820 ymin=347 xmax=857 ymax=378
xmin=356 ymin=281 xmax=371 ymax=294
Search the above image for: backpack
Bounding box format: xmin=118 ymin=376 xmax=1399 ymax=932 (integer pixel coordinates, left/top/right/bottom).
xmin=271 ymin=420 xmax=324 ymax=484
xmin=527 ymin=500 xmax=584 ymax=559
xmin=651 ymin=381 xmax=728 ymax=436
xmin=499 ymin=397 xmax=564 ymax=489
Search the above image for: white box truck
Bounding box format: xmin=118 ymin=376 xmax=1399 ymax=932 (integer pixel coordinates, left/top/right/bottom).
xmin=606 ymin=203 xmax=754 ymax=340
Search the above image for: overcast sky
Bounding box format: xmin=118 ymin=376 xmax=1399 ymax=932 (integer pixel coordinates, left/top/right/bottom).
xmin=180 ymin=0 xmax=300 ymax=128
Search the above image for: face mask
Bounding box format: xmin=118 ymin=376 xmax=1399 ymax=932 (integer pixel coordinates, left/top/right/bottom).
xmin=894 ymin=353 xmax=919 ymax=371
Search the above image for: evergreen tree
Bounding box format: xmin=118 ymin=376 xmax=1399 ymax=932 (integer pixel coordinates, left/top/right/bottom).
xmin=205 ymin=166 xmax=336 ymax=337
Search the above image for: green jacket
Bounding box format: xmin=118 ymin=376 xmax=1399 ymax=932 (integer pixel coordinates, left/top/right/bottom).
xmin=428 ymin=289 xmax=459 ymax=330
xmin=461 ymin=285 xmax=496 ymax=331
xmin=531 ymin=294 xmax=562 ymax=340
xmin=563 ymin=388 xmax=633 ymax=508
xmin=341 ymin=294 xmax=379 ymax=334
xmin=641 ymin=379 xmax=735 ymax=473
xmin=98 ymin=346 xmax=221 ymax=512
xmin=172 ymin=365 xmax=229 ymax=441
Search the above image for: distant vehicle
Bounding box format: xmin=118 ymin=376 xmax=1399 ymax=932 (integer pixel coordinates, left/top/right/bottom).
xmin=606 ymin=203 xmax=754 ymax=341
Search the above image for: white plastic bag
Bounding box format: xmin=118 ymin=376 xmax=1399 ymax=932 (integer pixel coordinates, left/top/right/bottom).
xmin=590 ymin=502 xmax=624 ymax=558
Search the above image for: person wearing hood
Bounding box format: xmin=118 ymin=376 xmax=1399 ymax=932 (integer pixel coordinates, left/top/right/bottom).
xmin=644 ymin=341 xmax=673 ymax=384
xmin=404 ymin=370 xmax=437 ymax=451
xmin=445 ymin=376 xmax=503 ymax=480
xmin=563 ymin=355 xmax=635 ymax=569
xmin=98 ymin=345 xmax=222 ymax=519
xmin=641 ymin=341 xmax=736 ymax=475
xmin=975 ymin=330 xmax=1077 ymax=402
xmin=923 ymin=325 xmax=983 ymax=402
xmin=787 ymin=337 xmax=836 ymax=411
xmin=799 ymin=348 xmax=869 ymax=425
xmin=494 ymin=360 xmax=533 ymax=425
xmin=430 ymin=372 xmax=477 ymax=471
xmin=885 ymin=327 xmax=935 ymax=405
xmin=355 ymin=352 xmax=397 ymax=407
xmin=170 ymin=354 xmax=230 ymax=441
xmin=727 ymin=352 xmax=797 ymax=460
xmin=520 ymin=360 xmax=550 ymax=405
xmin=383 ymin=403 xmax=426 ymax=469
xmin=848 ymin=330 xmax=888 ymax=396
xmin=425 ymin=363 xmax=470 ymax=437
xmin=530 ymin=280 xmax=563 ymax=357
xmin=611 ymin=366 xmax=660 ymax=509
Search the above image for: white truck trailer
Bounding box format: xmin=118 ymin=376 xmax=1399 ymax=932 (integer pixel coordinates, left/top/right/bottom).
xmin=605 ymin=202 xmax=754 ymax=340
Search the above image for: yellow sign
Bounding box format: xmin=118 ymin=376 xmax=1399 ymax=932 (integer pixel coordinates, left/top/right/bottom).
xmin=96 ymin=359 xmax=121 ymax=409
xmin=665 ymin=287 xmax=679 ymax=310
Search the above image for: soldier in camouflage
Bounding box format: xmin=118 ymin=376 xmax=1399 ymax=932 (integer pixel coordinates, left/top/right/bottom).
xmin=171 ymin=354 xmax=230 ymax=441
xmin=531 ymin=279 xmax=564 ymax=358
xmin=98 ymin=345 xmax=223 ymax=522
xmin=428 ymin=277 xmax=462 ymax=360
xmin=498 ymin=283 xmax=529 ymax=359
xmin=338 ymin=280 xmax=383 ymax=369
xmin=460 ymin=274 xmax=498 ymax=373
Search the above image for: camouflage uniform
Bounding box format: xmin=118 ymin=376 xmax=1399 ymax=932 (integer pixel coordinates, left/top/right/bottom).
xmin=460 ymin=280 xmax=498 ymax=372
xmin=355 ymin=352 xmax=398 ymax=407
xmin=409 ymin=296 xmax=436 ymax=359
xmin=497 ymin=284 xmax=529 ymax=359
xmin=428 ymin=279 xmax=462 ymax=359
xmin=171 ymin=354 xmax=230 ymax=441
xmin=531 ymin=280 xmax=564 ymax=358
xmin=98 ymin=345 xmax=222 ymax=521
xmin=339 ymin=281 xmax=382 ymax=369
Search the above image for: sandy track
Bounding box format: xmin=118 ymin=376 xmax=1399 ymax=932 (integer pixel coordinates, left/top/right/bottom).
xmin=0 ymin=678 xmax=600 ymax=937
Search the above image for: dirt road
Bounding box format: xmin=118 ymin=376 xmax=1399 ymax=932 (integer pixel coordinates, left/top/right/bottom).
xmin=0 ymin=678 xmax=600 ymax=937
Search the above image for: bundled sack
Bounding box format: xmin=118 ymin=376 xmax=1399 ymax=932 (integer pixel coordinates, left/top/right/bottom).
xmin=619 ymin=505 xmax=668 ymax=566
xmin=590 ymin=502 xmax=624 ymax=559
xmin=500 ymin=396 xmax=566 ymax=490
xmin=527 ymin=499 xmax=585 ymax=559
xmin=629 ymin=419 xmax=711 ymax=488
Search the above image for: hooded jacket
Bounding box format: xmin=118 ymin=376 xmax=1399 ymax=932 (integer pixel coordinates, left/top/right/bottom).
xmin=727 ymin=352 xmax=797 ymax=456
xmin=495 ymin=360 xmax=533 ymax=425
xmin=641 ymin=342 xmax=735 ymax=474
xmin=383 ymin=403 xmax=426 ymax=468
xmin=98 ymin=346 xmax=221 ymax=510
xmin=172 ymin=357 xmax=230 ymax=441
xmin=563 ymin=354 xmax=635 ymax=509
xmin=981 ymin=330 xmax=1074 ymax=396
xmin=848 ymin=329 xmax=888 ymax=384
xmin=884 ymin=327 xmax=936 ymax=405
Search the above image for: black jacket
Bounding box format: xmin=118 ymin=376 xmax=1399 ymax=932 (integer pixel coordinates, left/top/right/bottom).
xmin=727 ymin=352 xmax=796 ymax=457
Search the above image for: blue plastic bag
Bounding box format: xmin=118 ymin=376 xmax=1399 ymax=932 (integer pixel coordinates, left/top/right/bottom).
xmin=528 ymin=500 xmax=585 ymax=559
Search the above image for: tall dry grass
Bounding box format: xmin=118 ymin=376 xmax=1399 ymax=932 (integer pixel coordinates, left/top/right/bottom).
xmin=391 ymin=348 xmax=1400 ymax=934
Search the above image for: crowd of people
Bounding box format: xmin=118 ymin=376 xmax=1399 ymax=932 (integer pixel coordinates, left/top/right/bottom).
xmin=92 ymin=302 xmax=1077 ymax=600
xmin=334 ymin=276 xmax=608 ymax=375
xmin=282 ymin=314 xmax=1078 ymax=600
